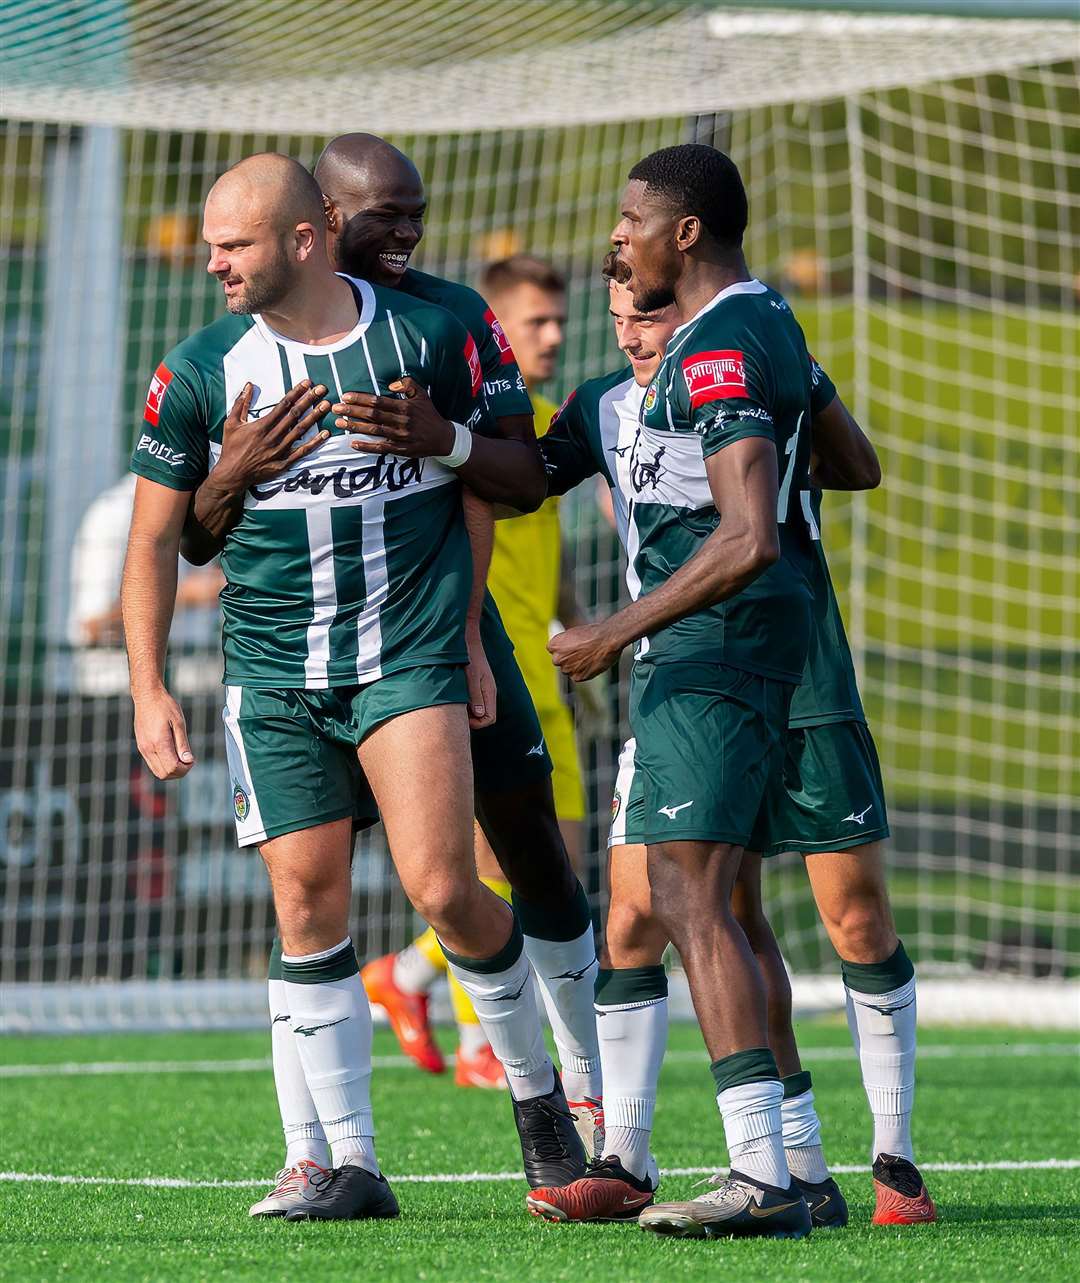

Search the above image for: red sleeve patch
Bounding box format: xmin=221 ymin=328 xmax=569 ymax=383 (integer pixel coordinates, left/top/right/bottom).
xmin=464 ymin=334 xmax=483 ymax=397
xmin=483 ymin=307 xmax=517 ymax=366
xmin=144 ymin=361 xmax=174 ymax=426
xmin=681 ymin=349 xmax=746 ymax=409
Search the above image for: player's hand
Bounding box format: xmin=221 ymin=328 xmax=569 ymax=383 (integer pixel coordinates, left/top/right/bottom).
xmin=132 ymin=686 xmax=196 ymax=781
xmin=465 ymin=622 xmax=497 ymax=730
xmin=214 ymin=381 xmax=331 ymax=489
xmin=336 ymin=377 xmax=456 ymax=458
xmin=548 ymin=620 xmax=624 ymax=683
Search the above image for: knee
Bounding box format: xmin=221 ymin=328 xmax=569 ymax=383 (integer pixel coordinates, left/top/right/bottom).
xmin=407 ymin=874 xmax=479 ymax=938
xmin=605 ymin=897 xmax=668 ymax=968
xmin=825 ymin=891 xmax=897 ymax=963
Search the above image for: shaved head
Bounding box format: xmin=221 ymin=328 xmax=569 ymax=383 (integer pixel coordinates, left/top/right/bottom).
xmin=203 ymin=152 xmax=329 ymax=315
xmin=315 ymin=133 xmax=427 ymax=286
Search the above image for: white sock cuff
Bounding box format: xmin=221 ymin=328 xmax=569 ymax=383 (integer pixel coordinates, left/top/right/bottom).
xmin=846 ymin=975 xmax=916 ymax=1010
xmin=284 ymin=1121 xmax=326 ymax=1141
xmin=561 ymin=1052 xmax=600 ymax=1076
xmin=281 ymin=937 xmax=353 ymax=965
xmin=780 ymin=1089 xmax=823 ymax=1150
xmin=605 ymin=1095 xmax=656 ymax=1131
xmin=718 ymin=1079 xmax=784 ymax=1147
xmin=322 ymin=1109 xmax=376 ymax=1142
xmin=595 ymin=995 xmax=668 ymax=1015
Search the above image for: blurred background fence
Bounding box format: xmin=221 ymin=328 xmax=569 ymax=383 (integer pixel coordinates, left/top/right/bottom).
xmin=1 ymin=1 xmax=1077 ymax=1029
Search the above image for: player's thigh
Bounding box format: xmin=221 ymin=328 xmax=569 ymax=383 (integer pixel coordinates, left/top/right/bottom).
xmin=630 ymin=661 xmax=791 ymax=849
xmin=221 ymin=684 xmax=363 ymax=850
xmin=803 ymin=839 xmax=896 ymax=958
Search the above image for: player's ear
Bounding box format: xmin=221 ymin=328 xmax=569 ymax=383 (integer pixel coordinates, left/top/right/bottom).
xmin=675 ymin=214 xmax=701 ymax=252
xmin=294 ymin=223 xmax=318 ymax=261
xmin=322 ymin=193 xmax=340 ymax=233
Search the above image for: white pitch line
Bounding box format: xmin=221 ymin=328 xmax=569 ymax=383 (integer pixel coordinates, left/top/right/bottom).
xmin=1 ymin=1159 xmax=1077 ymax=1192
xmin=1 ymin=1042 xmax=1075 ymax=1079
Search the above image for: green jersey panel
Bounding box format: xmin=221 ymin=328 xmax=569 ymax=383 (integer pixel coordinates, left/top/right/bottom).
xmin=398 ymin=268 xmax=533 ymax=424
xmin=130 ymin=275 xmax=481 ymax=689
xmin=636 ymin=279 xmax=816 ymax=683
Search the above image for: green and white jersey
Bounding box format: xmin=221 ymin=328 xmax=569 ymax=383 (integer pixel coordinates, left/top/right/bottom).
xmin=130 ymin=275 xmax=484 ymax=690
xmin=542 ymin=351 xmax=867 ymax=724
xmin=397 ymin=268 xmax=534 ymax=423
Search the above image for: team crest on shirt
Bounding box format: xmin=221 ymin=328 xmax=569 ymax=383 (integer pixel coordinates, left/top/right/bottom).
xmin=629 ymin=436 xmax=666 ymax=494
xmin=144 ymin=362 xmax=174 ymax=426
xmin=232 ymin=781 xmax=250 ymax=822
xmin=643 ymin=382 xmax=658 ymax=414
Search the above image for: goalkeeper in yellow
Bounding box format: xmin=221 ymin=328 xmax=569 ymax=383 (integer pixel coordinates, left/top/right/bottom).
xmin=366 ymin=254 xmax=591 ymax=1090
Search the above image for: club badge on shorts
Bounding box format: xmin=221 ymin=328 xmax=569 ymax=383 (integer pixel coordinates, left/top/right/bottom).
xmin=232 ymin=780 xmax=250 ymax=822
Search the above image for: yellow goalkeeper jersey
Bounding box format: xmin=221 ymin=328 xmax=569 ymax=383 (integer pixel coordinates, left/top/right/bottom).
xmin=488 ymin=392 xmax=563 ymax=715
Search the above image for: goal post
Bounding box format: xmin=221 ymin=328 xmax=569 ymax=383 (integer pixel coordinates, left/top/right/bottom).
xmin=1 ymin=2 xmax=1077 ymax=1032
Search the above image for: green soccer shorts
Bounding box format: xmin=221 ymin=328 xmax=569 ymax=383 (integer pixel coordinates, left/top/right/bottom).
xmin=626 ymin=660 xmax=794 ymax=847
xmin=748 ymin=719 xmax=891 ymax=857
xmin=222 ymin=665 xmax=468 ymax=847
xmin=469 ymin=596 xmax=554 ymax=795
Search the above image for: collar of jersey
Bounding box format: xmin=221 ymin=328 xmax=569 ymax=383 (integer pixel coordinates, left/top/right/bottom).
xmin=251 ymin=274 xmax=376 ymax=354
xmin=671 ymin=277 xmax=767 ymax=337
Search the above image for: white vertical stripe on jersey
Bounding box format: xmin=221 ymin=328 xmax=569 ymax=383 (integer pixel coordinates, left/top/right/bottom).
xmin=359 ymin=332 xmax=382 ymax=395
xmin=355 ymin=495 xmax=389 ymax=683
xmin=222 ymin=686 xmax=268 ymax=846
xmin=800 ymin=489 xmax=821 ymax=541
xmin=302 ymin=506 xmax=339 ymax=688
xmin=326 ymin=351 xmax=344 ymax=402
xmin=385 ymin=310 xmax=407 ymax=378
xmin=221 ymin=323 xmax=287 ymax=446
xmin=283 ymin=345 xmax=309 ymax=393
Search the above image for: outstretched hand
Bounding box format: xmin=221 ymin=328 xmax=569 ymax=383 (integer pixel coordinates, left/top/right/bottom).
xmin=335 ymin=377 xmax=456 ymax=458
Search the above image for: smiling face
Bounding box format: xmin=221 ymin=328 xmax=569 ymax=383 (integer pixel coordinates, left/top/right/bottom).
xmin=324 ymin=156 xmax=427 ymax=287
xmin=610 ymin=178 xmax=686 ymax=313
xmin=608 ymin=278 xmax=679 ymax=387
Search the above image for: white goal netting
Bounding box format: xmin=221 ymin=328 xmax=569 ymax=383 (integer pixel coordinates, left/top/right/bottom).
xmin=1 ymin=2 xmax=1077 ymax=1031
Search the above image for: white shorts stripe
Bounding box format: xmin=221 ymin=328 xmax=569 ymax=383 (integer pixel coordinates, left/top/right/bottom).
xmin=221 ymin=686 xmax=267 ymax=847
xmin=609 ymin=736 xmax=638 ymax=848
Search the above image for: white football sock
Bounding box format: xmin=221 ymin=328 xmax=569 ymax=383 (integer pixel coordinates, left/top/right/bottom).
xmin=393 ymin=943 xmax=441 ymax=995
xmin=596 ymin=993 xmax=668 ymax=1181
xmin=523 ymin=926 xmax=601 ymax=1101
xmin=281 ymin=938 xmax=379 ymax=1176
xmin=846 ymin=974 xmax=917 ymax=1162
xmin=443 ymin=926 xmax=554 ymax=1101
xmin=268 ymin=976 xmax=329 ymax=1169
xmin=781 ymin=1082 xmax=830 ymax=1184
xmin=718 ymin=1079 xmax=789 ymax=1191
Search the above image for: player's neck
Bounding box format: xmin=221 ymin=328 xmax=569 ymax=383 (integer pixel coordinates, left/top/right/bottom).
xmin=674 ymin=252 xmax=751 ymax=323
xmin=259 ymin=271 xmax=359 ymax=346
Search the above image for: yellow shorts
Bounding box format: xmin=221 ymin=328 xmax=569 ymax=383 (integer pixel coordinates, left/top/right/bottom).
xmin=535 ymin=698 xmax=585 ymax=823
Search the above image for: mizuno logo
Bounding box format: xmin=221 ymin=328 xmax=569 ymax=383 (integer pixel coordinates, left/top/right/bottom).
xmin=272 ymin=1013 xmax=291 ymax=1025
xmin=658 ymin=801 xmax=693 ymax=819
xmin=748 ymin=1199 xmax=803 ymax=1219
xmin=843 ymin=804 xmax=874 ymax=825
xmin=551 ymin=958 xmax=598 ymax=983
xmin=864 ymin=997 xmax=915 ymax=1016
xmin=493 ymin=976 xmax=530 ymax=1002
xmin=292 ymin=1016 xmax=349 ymax=1037
xmin=526 ymin=739 xmax=546 ymax=758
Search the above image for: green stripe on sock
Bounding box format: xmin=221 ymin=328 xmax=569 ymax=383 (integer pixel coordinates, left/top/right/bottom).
xmin=268 ymin=937 xmax=283 ymax=981
xmin=783 ymin=1069 xmax=813 ymax=1099
xmin=512 ymin=881 xmax=591 ymax=942
xmin=280 ymin=941 xmax=358 ymax=984
xmin=710 ymin=1047 xmax=779 ymax=1095
xmin=441 ymin=915 xmax=524 ymax=975
xmin=594 ymin=965 xmax=668 ymax=1006
xmin=841 ymin=939 xmax=915 ymax=995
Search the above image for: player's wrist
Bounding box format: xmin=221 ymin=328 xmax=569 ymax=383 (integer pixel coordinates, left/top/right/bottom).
xmin=433 ymin=421 xmax=473 ymax=468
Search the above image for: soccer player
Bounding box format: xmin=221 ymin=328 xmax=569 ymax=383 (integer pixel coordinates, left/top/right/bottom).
xmin=538 ymin=143 xmax=827 ymax=1240
xmin=123 ymin=153 xmax=584 ymax=1221
xmin=528 ymin=255 xmax=934 ymax=1228
xmin=178 ymin=136 xmax=600 ymax=1190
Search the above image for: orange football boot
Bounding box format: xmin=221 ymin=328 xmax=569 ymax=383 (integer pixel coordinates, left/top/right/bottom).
xmin=361 ymin=952 xmax=445 ymax=1074
xmin=872 ymin=1153 xmax=937 ymax=1225
xmin=454 ymin=1041 xmax=508 ymax=1089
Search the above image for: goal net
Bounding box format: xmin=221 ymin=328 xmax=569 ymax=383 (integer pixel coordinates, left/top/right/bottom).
xmin=2 ymin=1 xmax=1076 ymax=1031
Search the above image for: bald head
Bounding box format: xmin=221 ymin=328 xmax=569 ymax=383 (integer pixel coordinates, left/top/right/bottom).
xmin=315 ymin=134 xmax=427 ymax=287
xmin=203 ymin=152 xmax=331 ymax=315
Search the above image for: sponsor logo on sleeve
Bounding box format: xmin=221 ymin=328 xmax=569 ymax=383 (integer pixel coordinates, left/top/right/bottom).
xmin=809 ymin=354 xmax=824 ymax=386
xmin=464 ymin=334 xmax=483 ymax=397
xmin=483 ymin=307 xmax=517 ymax=365
xmin=681 ymin=349 xmax=746 ymax=408
xmin=135 ymin=434 xmax=187 ymax=468
xmin=144 ymin=361 xmax=174 ymax=426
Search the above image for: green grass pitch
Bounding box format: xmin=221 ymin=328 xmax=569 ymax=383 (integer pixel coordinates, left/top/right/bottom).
xmin=2 ymin=1019 xmax=1077 ymax=1282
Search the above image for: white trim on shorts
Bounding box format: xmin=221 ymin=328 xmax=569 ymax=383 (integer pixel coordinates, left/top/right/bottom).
xmin=608 ymin=736 xmax=639 ymax=848
xmin=221 ymin=686 xmax=268 ymax=847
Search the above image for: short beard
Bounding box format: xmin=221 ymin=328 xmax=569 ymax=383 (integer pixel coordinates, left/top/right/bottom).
xmin=226 ymin=243 xmax=294 ymax=315
xmin=631 ymin=279 xmax=676 ymax=313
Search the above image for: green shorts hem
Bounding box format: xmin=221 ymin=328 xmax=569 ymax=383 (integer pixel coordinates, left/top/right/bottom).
xmin=640 ymin=826 xmax=751 ymax=847
xmin=242 ymin=804 xmax=358 ymax=849
xmin=775 ymin=825 xmax=891 ymax=858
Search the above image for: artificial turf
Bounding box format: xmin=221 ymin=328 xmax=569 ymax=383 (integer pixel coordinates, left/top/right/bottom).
xmin=1 ymin=1019 xmax=1077 ymax=1283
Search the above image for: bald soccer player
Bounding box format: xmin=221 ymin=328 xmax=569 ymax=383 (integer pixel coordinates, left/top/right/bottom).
xmin=125 ymin=153 xmax=587 ymax=1222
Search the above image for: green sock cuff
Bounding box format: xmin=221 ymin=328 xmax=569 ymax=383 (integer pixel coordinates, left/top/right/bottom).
xmin=841 ymin=939 xmax=915 ymax=995
xmin=710 ymin=1047 xmax=779 ymax=1096
xmin=280 ymin=940 xmax=358 ymax=984
xmin=783 ymin=1070 xmax=813 ymax=1099
xmin=268 ymin=937 xmax=283 ymax=981
xmin=442 ymin=915 xmax=524 ymax=975
xmin=594 ymin=965 xmax=668 ymax=1006
xmin=512 ymin=881 xmax=591 ymax=942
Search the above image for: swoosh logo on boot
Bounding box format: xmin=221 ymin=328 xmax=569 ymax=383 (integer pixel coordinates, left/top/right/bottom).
xmin=748 ymin=1199 xmax=803 ymax=1219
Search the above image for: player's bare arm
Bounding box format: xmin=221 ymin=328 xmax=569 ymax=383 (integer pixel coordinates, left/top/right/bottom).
xmin=809 ymin=393 xmax=881 ymax=491
xmin=180 ymin=381 xmax=331 ymax=564
xmin=122 ymin=477 xmax=197 ymax=781
xmin=463 ymin=487 xmax=497 ymax=730
xmin=549 ymin=437 xmax=779 ymax=682
xmin=335 ymin=377 xmax=545 ymax=510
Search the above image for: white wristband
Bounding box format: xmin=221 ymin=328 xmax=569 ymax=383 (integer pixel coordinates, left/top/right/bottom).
xmin=433 ymin=421 xmax=473 ymax=469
